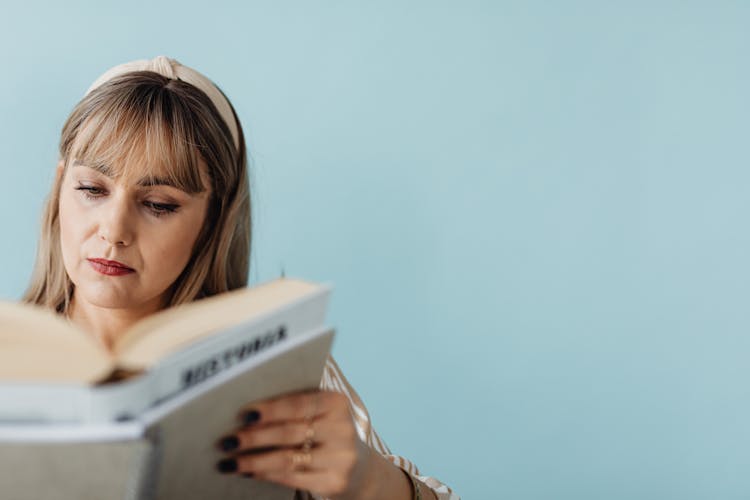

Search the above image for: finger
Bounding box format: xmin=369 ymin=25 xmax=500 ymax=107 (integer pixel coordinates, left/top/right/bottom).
xmin=235 ymin=446 xmax=321 ymax=474
xmin=229 ymin=419 xmax=334 ymax=452
xmin=237 ymin=390 xmax=345 ymax=425
xmin=235 ymin=444 xmax=357 ymax=477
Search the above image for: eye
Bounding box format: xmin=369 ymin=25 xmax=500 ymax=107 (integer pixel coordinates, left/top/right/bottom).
xmin=144 ymin=201 xmax=179 ymax=218
xmin=75 ymin=185 xmax=179 ymax=218
xmin=74 ymin=185 xmax=105 ymax=200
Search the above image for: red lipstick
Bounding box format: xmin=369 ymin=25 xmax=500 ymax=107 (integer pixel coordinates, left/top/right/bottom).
xmin=88 ymin=258 xmax=135 ymax=276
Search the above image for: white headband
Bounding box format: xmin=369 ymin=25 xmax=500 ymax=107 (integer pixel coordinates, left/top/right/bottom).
xmin=84 ymin=55 xmax=240 ymax=150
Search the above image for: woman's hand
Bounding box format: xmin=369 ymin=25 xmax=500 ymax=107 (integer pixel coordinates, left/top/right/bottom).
xmin=214 ymin=390 xmax=386 ymax=499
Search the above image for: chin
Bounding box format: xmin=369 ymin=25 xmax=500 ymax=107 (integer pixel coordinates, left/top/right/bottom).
xmin=80 ymin=288 xmax=139 ymax=309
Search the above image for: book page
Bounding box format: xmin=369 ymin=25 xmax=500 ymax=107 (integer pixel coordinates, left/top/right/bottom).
xmin=0 ymin=301 xmax=112 ymax=383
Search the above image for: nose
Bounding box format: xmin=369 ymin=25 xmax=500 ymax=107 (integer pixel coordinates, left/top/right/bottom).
xmin=97 ymin=195 xmax=134 ymax=247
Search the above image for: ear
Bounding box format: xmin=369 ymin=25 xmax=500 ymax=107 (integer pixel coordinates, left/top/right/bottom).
xmin=56 ymin=160 xmax=65 ymax=181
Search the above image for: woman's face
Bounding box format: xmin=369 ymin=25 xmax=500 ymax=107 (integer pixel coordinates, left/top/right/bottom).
xmin=58 ymin=159 xmax=212 ymax=312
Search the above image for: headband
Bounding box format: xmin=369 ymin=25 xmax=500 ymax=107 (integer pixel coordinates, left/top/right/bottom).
xmin=84 ymin=55 xmax=240 ymax=150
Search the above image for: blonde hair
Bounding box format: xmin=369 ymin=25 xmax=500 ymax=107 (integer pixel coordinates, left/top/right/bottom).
xmin=22 ymin=70 xmax=251 ymax=314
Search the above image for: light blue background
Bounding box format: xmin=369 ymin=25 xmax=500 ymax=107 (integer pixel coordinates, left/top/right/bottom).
xmin=1 ymin=2 xmax=749 ymax=498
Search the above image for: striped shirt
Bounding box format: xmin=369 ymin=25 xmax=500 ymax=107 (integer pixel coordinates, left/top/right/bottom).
xmin=296 ymin=356 xmax=459 ymax=500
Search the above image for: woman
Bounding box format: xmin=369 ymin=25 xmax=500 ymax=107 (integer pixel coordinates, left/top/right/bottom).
xmin=22 ymin=56 xmax=457 ymax=500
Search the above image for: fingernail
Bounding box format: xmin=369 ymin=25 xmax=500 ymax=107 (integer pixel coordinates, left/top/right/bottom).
xmin=217 ymin=435 xmax=239 ymax=452
xmin=216 ymin=458 xmax=237 ymax=473
xmin=240 ymin=409 xmax=261 ymax=426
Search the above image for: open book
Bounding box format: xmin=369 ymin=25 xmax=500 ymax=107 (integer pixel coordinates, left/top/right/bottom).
xmin=0 ymin=277 xmax=335 ymax=499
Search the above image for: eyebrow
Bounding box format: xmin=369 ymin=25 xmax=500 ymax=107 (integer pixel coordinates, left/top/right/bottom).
xmin=72 ymin=161 xmax=181 ymax=189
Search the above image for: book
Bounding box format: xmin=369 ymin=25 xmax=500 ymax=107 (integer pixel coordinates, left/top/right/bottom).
xmin=0 ymin=277 xmax=331 ymax=422
xmin=0 ymin=277 xmax=336 ymax=499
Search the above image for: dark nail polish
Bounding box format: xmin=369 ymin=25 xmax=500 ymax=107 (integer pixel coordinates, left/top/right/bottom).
xmin=217 ymin=435 xmax=239 ymax=452
xmin=241 ymin=409 xmax=261 ymax=426
xmin=216 ymin=458 xmax=237 ymax=473
xmin=241 ymin=472 xmax=255 ymax=478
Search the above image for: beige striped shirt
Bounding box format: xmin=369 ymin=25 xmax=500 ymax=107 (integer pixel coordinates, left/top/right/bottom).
xmin=296 ymin=356 xmax=459 ymax=500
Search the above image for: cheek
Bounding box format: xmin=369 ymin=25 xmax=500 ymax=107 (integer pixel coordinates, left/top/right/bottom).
xmin=140 ymin=217 xmax=205 ymax=280
xmin=145 ymin=232 xmax=192 ymax=266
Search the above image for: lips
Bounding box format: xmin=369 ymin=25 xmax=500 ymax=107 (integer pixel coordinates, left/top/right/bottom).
xmin=88 ymin=258 xmax=135 ymax=276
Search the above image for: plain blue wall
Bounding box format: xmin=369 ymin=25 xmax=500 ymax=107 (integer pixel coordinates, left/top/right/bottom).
xmin=1 ymin=2 xmax=749 ymax=498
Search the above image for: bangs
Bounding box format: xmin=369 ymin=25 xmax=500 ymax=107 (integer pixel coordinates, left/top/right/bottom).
xmin=68 ymin=82 xmax=208 ymax=194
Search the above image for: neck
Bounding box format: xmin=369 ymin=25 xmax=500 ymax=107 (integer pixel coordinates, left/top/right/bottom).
xmin=67 ymin=293 xmax=166 ymax=353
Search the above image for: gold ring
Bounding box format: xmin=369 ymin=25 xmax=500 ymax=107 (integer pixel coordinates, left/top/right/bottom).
xmin=300 ymin=392 xmax=319 ymax=457
xmin=302 ymin=422 xmax=315 ymax=452
xmin=304 ymin=423 xmax=315 ymax=442
xmin=291 ymin=450 xmax=312 ymax=470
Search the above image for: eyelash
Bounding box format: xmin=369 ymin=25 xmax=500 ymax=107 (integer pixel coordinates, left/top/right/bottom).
xmin=74 ymin=186 xmax=179 ymax=218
